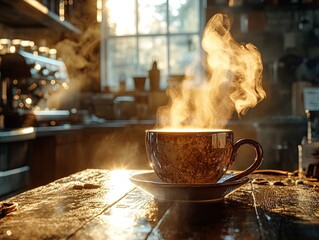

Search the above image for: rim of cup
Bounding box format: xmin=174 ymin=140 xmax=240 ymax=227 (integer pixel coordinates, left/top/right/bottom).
xmin=146 ymin=129 xmax=233 ymax=134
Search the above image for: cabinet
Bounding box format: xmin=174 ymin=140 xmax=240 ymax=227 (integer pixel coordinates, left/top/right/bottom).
xmin=29 ymin=136 xmax=55 ymax=187
xmin=30 ymin=129 xmax=85 ymax=188
xmin=84 ymin=124 xmax=153 ymax=170
xmin=55 ymin=130 xmax=86 ymax=179
xmin=0 ymin=127 xmax=35 ymax=199
xmin=29 ymin=123 xmax=154 ymax=188
xmin=206 ymin=1 xmax=319 ymax=33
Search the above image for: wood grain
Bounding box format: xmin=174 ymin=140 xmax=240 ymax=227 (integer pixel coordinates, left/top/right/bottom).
xmin=0 ymin=170 xmax=318 ymax=239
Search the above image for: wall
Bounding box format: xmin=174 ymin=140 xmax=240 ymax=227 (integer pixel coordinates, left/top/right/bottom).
xmin=207 ymin=7 xmax=319 ymax=118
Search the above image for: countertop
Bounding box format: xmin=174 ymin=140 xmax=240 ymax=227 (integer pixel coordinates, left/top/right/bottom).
xmin=36 ymin=119 xmax=156 ymax=130
xmin=0 ymin=127 xmax=36 ymax=143
xmin=0 ymin=122 xmax=132 ymax=140
xmin=0 ymin=169 xmax=318 ymax=239
xmin=0 ymin=116 xmax=307 ymax=139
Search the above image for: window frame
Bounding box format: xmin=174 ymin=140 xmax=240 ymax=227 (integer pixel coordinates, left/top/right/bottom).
xmin=100 ymin=0 xmax=207 ymax=91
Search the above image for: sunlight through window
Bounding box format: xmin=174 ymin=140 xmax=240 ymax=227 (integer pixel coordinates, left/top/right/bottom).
xmin=101 ymin=0 xmax=205 ymax=91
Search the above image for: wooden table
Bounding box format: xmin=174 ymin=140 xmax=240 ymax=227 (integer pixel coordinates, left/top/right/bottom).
xmin=0 ymin=169 xmax=318 ymax=239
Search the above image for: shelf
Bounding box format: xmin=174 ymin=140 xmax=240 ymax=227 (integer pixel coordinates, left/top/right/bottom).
xmin=207 ymin=3 xmax=319 ymax=14
xmin=0 ymin=0 xmax=81 ymax=34
xmin=206 ymin=4 xmax=265 ymax=14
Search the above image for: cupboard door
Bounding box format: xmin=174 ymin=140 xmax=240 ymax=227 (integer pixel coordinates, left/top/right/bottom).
xmin=55 ymin=131 xmax=86 ymax=179
xmin=29 ymin=136 xmax=56 ymax=188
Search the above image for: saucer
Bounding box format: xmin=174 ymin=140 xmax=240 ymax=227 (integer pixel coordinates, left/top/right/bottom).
xmin=129 ymin=172 xmax=249 ymax=203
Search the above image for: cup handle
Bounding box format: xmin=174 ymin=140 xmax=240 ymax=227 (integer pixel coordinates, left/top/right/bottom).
xmin=223 ymin=138 xmax=263 ymax=183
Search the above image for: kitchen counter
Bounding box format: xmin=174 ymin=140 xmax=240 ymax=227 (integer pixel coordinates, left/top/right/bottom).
xmin=2 ymin=117 xmax=304 ymax=137
xmin=1 ymin=117 xmax=309 ymax=193
xmin=34 ymin=119 xmax=156 ymax=137
xmin=0 ymin=169 xmax=318 ymax=239
xmin=0 ymin=127 xmax=36 ymax=143
xmin=27 ymin=121 xmax=156 ymax=188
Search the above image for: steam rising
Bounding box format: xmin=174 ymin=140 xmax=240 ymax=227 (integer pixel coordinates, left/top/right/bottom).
xmin=157 ymin=14 xmax=266 ymax=129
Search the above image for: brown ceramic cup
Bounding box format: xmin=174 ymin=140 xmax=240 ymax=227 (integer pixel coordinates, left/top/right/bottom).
xmin=145 ymin=129 xmax=263 ymax=184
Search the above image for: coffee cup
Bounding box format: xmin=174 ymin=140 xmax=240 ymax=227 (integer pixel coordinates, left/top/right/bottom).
xmin=145 ymin=129 xmax=263 ymax=184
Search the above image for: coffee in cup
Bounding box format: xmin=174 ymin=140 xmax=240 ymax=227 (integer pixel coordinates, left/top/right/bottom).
xmin=145 ymin=129 xmax=263 ymax=184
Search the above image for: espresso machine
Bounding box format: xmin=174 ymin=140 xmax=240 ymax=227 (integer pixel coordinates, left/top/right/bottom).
xmin=0 ymin=39 xmax=70 ymax=128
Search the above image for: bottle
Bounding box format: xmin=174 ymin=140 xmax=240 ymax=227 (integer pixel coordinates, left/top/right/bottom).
xmin=118 ymin=73 xmax=126 ymax=92
xmin=149 ymin=59 xmax=160 ymax=91
xmin=301 ymin=110 xmax=319 ymax=179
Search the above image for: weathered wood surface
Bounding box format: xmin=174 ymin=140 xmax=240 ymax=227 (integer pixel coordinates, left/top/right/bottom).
xmin=0 ymin=169 xmax=318 ymax=240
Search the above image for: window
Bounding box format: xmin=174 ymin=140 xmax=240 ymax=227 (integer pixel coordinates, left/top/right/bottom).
xmin=101 ymin=0 xmax=206 ymax=91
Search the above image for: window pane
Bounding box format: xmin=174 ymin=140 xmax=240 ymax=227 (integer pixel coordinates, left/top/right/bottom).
xmin=106 ymin=0 xmax=136 ymax=36
xmin=107 ymin=37 xmax=137 ymax=90
xmin=138 ymin=36 xmax=168 ymax=88
xmin=138 ymin=0 xmax=167 ymax=34
xmin=169 ymin=35 xmax=200 ymax=75
xmin=169 ymin=0 xmax=199 ymax=33
xmin=102 ymin=0 xmax=204 ymax=91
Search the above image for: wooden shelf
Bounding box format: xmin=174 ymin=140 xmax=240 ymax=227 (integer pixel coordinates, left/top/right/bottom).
xmin=0 ymin=0 xmax=81 ymax=34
